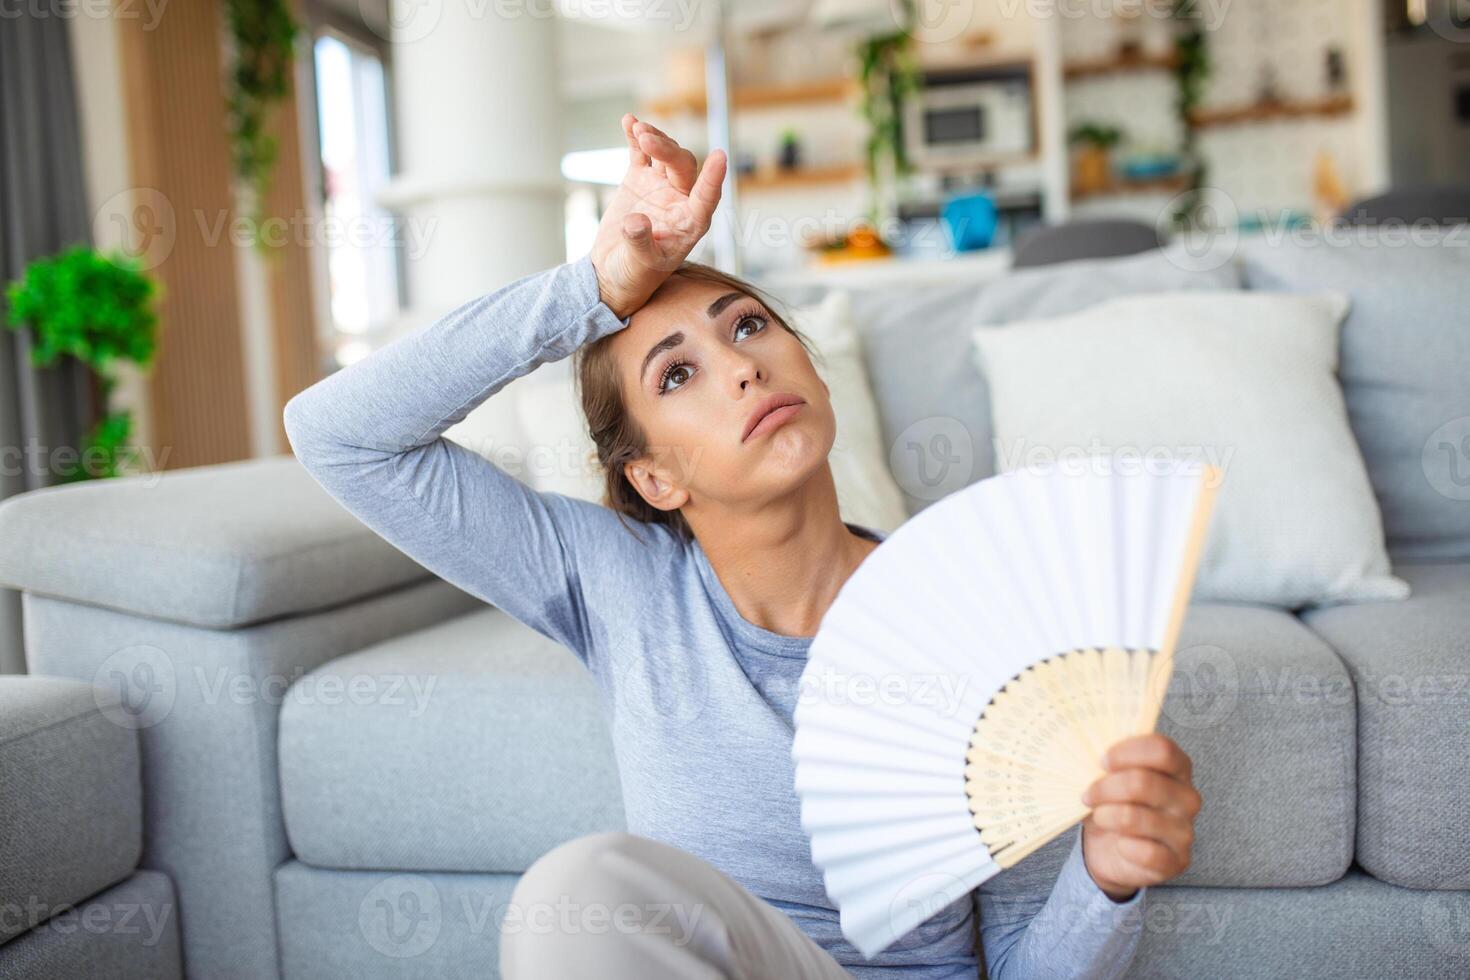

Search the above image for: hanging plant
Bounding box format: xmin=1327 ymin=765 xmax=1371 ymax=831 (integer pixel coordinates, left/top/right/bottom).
xmin=1169 ymin=0 xmax=1212 ymax=229
xmin=224 ymin=0 xmax=300 ymax=253
xmin=4 ymin=247 xmax=161 ymax=482
xmin=855 ymin=1 xmax=921 ymax=230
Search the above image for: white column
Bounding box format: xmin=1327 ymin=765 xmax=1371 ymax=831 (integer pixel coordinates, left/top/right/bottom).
xmin=379 ymin=2 xmax=565 ymax=318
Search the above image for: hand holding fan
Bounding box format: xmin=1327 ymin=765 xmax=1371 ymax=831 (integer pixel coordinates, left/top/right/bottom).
xmin=791 ymin=456 xmax=1221 ymax=958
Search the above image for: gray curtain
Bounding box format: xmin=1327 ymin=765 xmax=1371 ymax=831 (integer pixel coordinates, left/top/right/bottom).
xmin=0 ymin=12 xmax=95 ymax=674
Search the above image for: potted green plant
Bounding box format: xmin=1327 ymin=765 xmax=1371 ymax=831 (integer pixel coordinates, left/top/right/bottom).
xmin=777 ymin=128 xmax=803 ymax=171
xmin=855 ymin=3 xmax=920 ymax=229
xmin=223 ymin=0 xmax=300 ymax=253
xmin=4 ymin=246 xmax=160 ymax=482
xmin=1068 ymin=122 xmax=1123 ymax=195
xmin=1169 ymin=0 xmax=1212 ymax=229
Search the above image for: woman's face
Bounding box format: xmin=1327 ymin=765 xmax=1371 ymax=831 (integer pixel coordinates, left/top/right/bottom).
xmin=610 ymin=274 xmax=836 ymax=518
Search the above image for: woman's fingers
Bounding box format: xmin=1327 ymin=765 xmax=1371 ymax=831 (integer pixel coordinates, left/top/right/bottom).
xmin=1087 ymin=803 xmax=1194 ymax=861
xmin=689 ymin=148 xmax=728 ymax=221
xmin=636 ymin=127 xmax=698 ymax=193
xmin=1082 ymin=766 xmax=1202 ymax=820
xmin=624 ymin=116 xmax=724 ymax=223
xmin=1104 ymin=733 xmax=1193 ymax=782
xmin=1113 ymin=836 xmax=1183 ymax=881
xmin=618 ymin=211 xmax=665 ymax=269
xmin=622 ymin=113 xmax=650 ymax=168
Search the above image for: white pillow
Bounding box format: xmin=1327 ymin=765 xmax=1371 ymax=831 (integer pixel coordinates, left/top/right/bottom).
xmin=970 ymin=290 xmax=1409 ymax=610
xmin=789 ymin=290 xmax=909 ymax=534
xmin=513 ymin=290 xmax=910 ymax=534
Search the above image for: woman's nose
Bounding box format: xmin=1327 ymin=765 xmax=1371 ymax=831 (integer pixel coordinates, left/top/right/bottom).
xmin=729 ymin=351 xmax=763 ymax=393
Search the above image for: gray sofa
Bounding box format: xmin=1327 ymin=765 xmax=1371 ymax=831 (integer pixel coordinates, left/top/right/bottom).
xmin=0 ymin=676 xmax=184 ymax=977
xmin=1 ymin=233 xmax=1467 ymax=979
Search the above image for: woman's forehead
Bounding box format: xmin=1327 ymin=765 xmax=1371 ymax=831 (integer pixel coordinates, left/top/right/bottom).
xmin=638 ymin=275 xmax=733 ymax=321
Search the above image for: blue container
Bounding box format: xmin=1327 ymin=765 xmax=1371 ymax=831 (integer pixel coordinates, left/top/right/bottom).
xmin=1118 ymin=155 xmax=1181 ymax=181
xmin=941 ymin=192 xmax=998 ymax=252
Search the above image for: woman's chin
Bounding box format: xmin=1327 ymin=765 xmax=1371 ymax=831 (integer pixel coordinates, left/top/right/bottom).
xmin=760 ymin=423 xmax=834 ymax=479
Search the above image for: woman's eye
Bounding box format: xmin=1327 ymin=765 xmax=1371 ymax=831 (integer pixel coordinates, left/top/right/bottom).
xmin=660 ymin=362 xmax=692 ymax=393
xmin=735 ymin=314 xmax=767 ymax=340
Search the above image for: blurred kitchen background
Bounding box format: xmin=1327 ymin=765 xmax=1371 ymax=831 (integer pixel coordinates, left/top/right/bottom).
xmin=4 ymin=0 xmax=1468 ymax=472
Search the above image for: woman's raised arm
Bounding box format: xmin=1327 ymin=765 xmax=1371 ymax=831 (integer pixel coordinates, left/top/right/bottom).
xmin=283 ymin=116 xmax=725 ymax=666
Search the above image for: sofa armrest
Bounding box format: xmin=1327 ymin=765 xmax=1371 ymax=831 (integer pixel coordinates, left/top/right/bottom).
xmin=0 ymin=454 xmax=436 ymax=629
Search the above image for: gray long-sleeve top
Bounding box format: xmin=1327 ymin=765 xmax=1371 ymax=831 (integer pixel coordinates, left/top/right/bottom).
xmin=282 ymin=254 xmax=1147 ymax=979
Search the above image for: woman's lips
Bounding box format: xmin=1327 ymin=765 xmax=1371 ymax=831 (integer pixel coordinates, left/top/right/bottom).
xmin=744 ymin=402 xmax=803 ymax=442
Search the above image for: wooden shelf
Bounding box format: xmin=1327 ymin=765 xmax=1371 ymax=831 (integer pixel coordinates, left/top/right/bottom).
xmin=644 ymin=78 xmax=856 ymax=116
xmin=737 ymin=163 xmax=864 ymax=191
xmin=1071 ymin=173 xmax=1192 ymax=201
xmin=918 ymin=47 xmax=1034 ymax=74
xmin=643 ymin=91 xmax=707 ymax=116
xmin=1189 ymin=94 xmax=1355 ymax=128
xmin=1064 ymin=50 xmax=1179 ymax=80
xmin=735 ymin=78 xmax=855 ymax=109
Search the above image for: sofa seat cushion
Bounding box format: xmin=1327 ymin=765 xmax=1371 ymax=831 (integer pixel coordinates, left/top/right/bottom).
xmin=0 ymin=871 xmax=182 ymax=979
xmin=1124 ymin=868 xmax=1470 ymax=978
xmin=1157 ymin=604 xmax=1356 ymax=887
xmin=275 ymin=860 xmax=516 ymax=979
xmin=0 ymin=455 xmax=435 ymax=629
xmin=278 ymin=607 xmax=624 ymax=872
xmin=1300 ymin=561 xmax=1470 ymax=889
xmin=276 ymin=600 xmax=1351 ymax=888
xmin=0 ymin=676 xmax=143 ymax=943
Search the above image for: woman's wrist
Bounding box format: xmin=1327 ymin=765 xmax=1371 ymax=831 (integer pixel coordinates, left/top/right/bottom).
xmin=1080 ymin=822 xmax=1141 ymax=903
xmin=590 ymin=255 xmax=634 ymax=321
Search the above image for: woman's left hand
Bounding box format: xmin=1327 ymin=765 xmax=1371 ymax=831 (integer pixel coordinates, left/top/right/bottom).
xmin=1079 ymin=733 xmax=1202 ymax=902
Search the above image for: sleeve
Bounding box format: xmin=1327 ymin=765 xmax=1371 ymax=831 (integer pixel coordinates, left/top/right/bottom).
xmin=282 ymin=254 xmax=653 ymax=666
xmin=974 ymin=827 xmax=1146 ymax=980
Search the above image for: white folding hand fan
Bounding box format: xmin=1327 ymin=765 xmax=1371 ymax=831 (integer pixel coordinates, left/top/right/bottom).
xmin=791 ymin=455 xmax=1220 ymax=958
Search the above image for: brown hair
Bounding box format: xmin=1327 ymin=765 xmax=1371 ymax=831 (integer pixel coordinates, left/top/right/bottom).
xmin=573 ymin=261 xmax=818 ymax=544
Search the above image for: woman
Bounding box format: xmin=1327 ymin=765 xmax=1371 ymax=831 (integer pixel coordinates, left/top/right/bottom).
xmin=283 ymin=114 xmax=1202 ymax=979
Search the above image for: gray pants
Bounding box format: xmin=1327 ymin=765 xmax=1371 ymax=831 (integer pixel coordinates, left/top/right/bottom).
xmin=499 ymin=830 xmax=856 ymax=978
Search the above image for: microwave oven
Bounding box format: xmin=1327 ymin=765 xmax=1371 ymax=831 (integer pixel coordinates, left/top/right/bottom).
xmin=903 ymin=68 xmax=1034 ymax=167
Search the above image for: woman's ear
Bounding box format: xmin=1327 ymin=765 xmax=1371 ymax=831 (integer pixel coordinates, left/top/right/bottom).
xmin=623 ymin=456 xmax=690 ymax=513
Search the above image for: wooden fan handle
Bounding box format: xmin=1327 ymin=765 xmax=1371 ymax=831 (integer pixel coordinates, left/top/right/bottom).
xmin=1136 ymin=465 xmax=1222 ymax=735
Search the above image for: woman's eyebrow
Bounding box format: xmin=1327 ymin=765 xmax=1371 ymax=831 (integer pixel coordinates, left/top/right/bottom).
xmin=640 ymin=331 xmax=685 ymax=383
xmin=706 ymin=291 xmax=745 ymax=318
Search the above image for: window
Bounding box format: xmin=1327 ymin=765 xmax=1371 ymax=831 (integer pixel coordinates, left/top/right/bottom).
xmin=311 ymin=31 xmax=400 ymax=367
xmin=562 ymin=147 xmax=626 ymax=262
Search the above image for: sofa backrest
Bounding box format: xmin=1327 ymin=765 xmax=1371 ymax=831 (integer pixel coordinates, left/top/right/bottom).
xmin=840 ymin=245 xmax=1244 ymax=515
xmin=1238 ymin=230 xmax=1470 ymax=561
